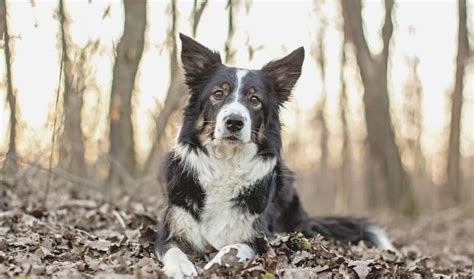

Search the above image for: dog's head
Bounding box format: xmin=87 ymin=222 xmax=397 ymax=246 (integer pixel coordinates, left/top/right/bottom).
xmin=178 ymin=34 xmax=304 ymax=158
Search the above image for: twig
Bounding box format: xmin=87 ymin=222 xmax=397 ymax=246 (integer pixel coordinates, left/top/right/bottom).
xmin=113 ymin=210 xmax=127 ymax=230
xmin=44 ymin=48 xmax=64 ymax=207
xmin=0 ymin=154 xmax=100 ymax=190
xmin=44 ymin=0 xmax=66 ymax=207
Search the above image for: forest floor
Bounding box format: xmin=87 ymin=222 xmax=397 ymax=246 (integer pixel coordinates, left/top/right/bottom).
xmin=0 ymin=174 xmax=473 ymax=278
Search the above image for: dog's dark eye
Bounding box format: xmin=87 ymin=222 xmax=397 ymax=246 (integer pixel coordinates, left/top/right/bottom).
xmin=212 ymin=90 xmax=225 ymax=100
xmin=249 ymin=96 xmax=261 ymax=107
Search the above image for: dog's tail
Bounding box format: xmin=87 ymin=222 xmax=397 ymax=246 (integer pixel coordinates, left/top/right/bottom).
xmin=274 ymin=163 xmax=395 ymax=250
xmin=294 ymin=217 xmax=395 ymax=251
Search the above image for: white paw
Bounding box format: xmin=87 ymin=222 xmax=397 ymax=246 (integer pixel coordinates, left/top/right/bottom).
xmin=163 ymin=261 xmax=197 ymax=278
xmin=162 ymin=247 xmax=198 ymax=278
xmin=204 ymin=244 xmax=255 ymax=270
xmin=204 ymin=256 xmax=223 ymax=270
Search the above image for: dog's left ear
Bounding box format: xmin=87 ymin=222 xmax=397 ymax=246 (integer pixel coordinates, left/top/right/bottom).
xmin=261 ymin=47 xmax=304 ymax=103
xmin=180 ymin=33 xmax=222 ymax=87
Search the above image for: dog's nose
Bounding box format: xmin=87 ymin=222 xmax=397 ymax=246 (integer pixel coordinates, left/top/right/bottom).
xmin=225 ymin=114 xmax=244 ymax=132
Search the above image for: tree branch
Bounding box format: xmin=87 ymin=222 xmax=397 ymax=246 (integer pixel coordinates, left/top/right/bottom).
xmin=340 ymin=0 xmax=373 ymax=70
xmin=381 ymin=0 xmax=394 ymax=71
xmin=192 ymin=0 xmax=209 ymax=37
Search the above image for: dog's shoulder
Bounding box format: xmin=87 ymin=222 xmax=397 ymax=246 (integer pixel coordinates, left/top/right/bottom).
xmin=164 ymin=149 xmax=206 ymax=221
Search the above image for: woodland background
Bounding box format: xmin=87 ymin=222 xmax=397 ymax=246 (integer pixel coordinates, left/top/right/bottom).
xmin=0 ymin=0 xmax=473 ymax=277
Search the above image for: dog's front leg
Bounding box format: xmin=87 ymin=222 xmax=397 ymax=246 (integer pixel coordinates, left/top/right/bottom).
xmin=204 ymin=243 xmax=255 ymax=270
xmin=160 ymin=246 xmax=197 ymax=278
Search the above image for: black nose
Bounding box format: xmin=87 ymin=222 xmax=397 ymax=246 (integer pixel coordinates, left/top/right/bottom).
xmin=225 ymin=114 xmax=244 ymax=132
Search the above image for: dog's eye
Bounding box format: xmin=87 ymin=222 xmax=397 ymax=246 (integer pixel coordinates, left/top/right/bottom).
xmin=249 ymin=96 xmax=261 ymax=107
xmin=212 ymin=90 xmax=225 ymax=100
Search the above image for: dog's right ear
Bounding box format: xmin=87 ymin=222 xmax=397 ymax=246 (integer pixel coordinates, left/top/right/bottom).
xmin=180 ymin=33 xmax=222 ymax=86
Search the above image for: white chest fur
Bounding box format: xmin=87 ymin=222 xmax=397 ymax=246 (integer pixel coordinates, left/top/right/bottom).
xmin=173 ymin=142 xmax=276 ymax=251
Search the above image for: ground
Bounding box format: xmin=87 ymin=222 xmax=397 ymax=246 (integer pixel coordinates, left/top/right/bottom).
xmin=0 ymin=178 xmax=472 ymax=278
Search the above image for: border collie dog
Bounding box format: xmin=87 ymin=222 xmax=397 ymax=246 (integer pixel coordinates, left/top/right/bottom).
xmin=155 ymin=34 xmax=394 ymax=278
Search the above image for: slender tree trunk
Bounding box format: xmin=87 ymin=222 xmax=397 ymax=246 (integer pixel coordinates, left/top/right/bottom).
xmin=403 ymin=56 xmax=424 ymax=176
xmin=1 ymin=0 xmax=17 ymax=172
xmin=58 ymin=0 xmax=86 ymax=176
xmin=335 ymin=39 xmax=350 ymax=213
xmin=315 ymin=19 xmax=328 ymax=174
xmin=446 ymin=0 xmax=470 ymax=204
xmin=109 ymin=0 xmax=147 ymax=183
xmin=145 ymin=0 xmax=208 ymax=174
xmin=341 ymin=0 xmax=416 ymax=214
xmin=192 ymin=0 xmax=208 ymax=38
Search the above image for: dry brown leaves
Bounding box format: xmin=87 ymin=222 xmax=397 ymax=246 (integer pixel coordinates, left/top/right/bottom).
xmin=0 ymin=185 xmax=472 ymax=278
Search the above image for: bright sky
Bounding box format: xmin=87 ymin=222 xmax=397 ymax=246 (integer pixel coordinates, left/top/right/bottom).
xmin=0 ymin=0 xmax=472 ymax=176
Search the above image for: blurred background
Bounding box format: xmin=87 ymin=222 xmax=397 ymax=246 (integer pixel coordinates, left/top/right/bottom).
xmin=0 ymin=0 xmax=472 ymax=218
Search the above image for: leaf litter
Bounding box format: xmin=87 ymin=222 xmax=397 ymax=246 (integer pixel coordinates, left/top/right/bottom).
xmin=0 ymin=182 xmax=472 ymax=278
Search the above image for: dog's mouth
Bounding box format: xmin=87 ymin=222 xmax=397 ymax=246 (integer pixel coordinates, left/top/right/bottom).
xmin=223 ymin=135 xmax=243 ymax=144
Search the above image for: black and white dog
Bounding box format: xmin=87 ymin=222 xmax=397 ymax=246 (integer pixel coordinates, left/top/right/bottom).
xmin=155 ymin=34 xmax=394 ymax=278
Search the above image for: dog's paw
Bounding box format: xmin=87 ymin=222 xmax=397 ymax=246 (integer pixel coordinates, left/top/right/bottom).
xmin=162 ymin=248 xmax=197 ymax=278
xmin=204 ymin=244 xmax=255 ymax=270
xmin=163 ymin=260 xmax=197 ymax=278
xmin=163 ymin=262 xmax=197 ymax=278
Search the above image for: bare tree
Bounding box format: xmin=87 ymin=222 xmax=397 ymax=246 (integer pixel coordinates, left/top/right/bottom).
xmin=446 ymin=0 xmax=470 ymax=204
xmin=1 ymin=0 xmax=17 ymax=172
xmin=145 ymin=0 xmax=208 ymax=174
xmin=109 ymin=0 xmax=147 ymax=183
xmin=341 ymin=0 xmax=416 ymax=213
xmin=58 ymin=0 xmax=86 ymax=176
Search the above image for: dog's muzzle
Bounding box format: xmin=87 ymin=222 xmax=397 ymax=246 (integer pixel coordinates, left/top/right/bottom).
xmin=215 ymin=103 xmax=251 ymax=143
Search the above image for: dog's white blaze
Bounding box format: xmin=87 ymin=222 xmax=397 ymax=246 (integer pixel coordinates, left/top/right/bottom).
xmin=233 ymin=69 xmax=249 ymax=102
xmin=204 ymin=243 xmax=255 ymax=270
xmin=162 ymin=247 xmax=197 ymax=278
xmin=214 ymin=69 xmax=251 ymax=142
xmin=173 ymin=142 xmax=277 ymax=250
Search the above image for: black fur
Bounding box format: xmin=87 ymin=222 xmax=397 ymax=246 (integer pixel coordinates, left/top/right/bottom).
xmin=232 ymin=171 xmax=276 ymax=215
xmin=165 ymin=153 xmax=205 ymax=221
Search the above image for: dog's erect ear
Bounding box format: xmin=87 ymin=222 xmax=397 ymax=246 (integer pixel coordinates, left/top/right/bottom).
xmin=261 ymin=47 xmax=304 ymax=103
xmin=180 ymin=33 xmax=222 ymax=86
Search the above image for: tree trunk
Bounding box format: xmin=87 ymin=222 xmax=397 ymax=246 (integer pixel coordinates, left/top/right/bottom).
xmin=145 ymin=0 xmax=208 ymax=174
xmin=335 ymin=39 xmax=350 ymax=213
xmin=315 ymin=18 xmax=328 ymax=175
xmin=403 ymin=56 xmax=424 ymax=176
xmin=446 ymin=0 xmax=470 ymax=204
xmin=341 ymin=0 xmax=416 ymax=214
xmin=58 ymin=0 xmax=86 ymax=176
xmin=109 ymin=0 xmax=147 ymax=183
xmin=1 ymin=0 xmax=17 ymax=173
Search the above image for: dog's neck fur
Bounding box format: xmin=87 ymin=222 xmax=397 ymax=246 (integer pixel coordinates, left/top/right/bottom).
xmin=175 ymin=141 xmax=277 ymax=189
